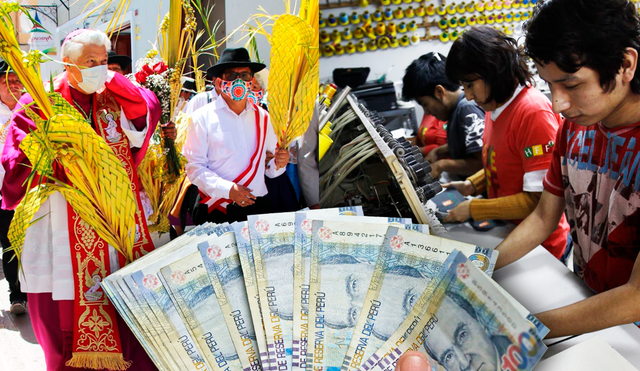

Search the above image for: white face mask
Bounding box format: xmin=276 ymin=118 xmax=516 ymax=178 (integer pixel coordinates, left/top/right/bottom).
xmin=77 ymin=65 xmax=108 ymax=94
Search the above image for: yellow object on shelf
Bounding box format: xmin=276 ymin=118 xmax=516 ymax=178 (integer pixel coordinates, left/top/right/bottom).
xmin=486 ymin=1 xmax=495 ymax=11
xmin=388 ymin=21 xmax=397 ymax=35
xmin=359 ymin=0 xmax=369 ymax=6
xmin=343 ymin=27 xmax=353 ymax=39
xmin=457 ymin=2 xmax=466 ymax=13
xmin=320 ymin=17 xmax=326 ymax=28
xmin=391 ymin=0 xmax=402 ymax=4
xmin=323 ymin=45 xmax=334 ymax=57
xmin=383 ymin=8 xmax=394 ymax=20
xmin=436 ymin=5 xmax=446 ymax=15
xmin=365 ymin=24 xmax=376 ymax=38
xmin=403 ymin=0 xmax=412 ymax=3
xmin=450 ymin=30 xmax=460 ymax=41
xmin=373 ymin=9 xmax=383 ymax=21
xmin=416 ymin=5 xmax=425 ymax=16
xmin=362 ymin=10 xmax=372 ymax=25
xmin=496 ymin=13 xmax=504 ymax=23
xmin=354 ymin=26 xmax=365 ymax=39
xmin=410 ymin=32 xmax=420 ymax=45
xmin=439 ymin=31 xmax=449 ymax=42
xmin=393 ymin=7 xmax=404 ymax=19
xmin=405 ymin=6 xmax=415 ymax=17
xmin=351 ymin=11 xmax=361 ymax=24
xmin=513 ymin=0 xmax=521 ymax=7
xmin=339 ymin=12 xmax=349 ymax=25
xmin=448 ymin=17 xmax=458 ymax=28
xmin=334 ymin=44 xmax=345 ymax=55
xmin=331 ymin=29 xmax=342 ymax=42
xmin=378 ymin=36 xmax=391 ymax=49
xmin=514 ymin=12 xmax=522 ymax=21
xmin=468 ymin=15 xmax=477 ymax=25
xmin=504 ymin=0 xmax=512 ymax=9
xmin=486 ymin=14 xmax=495 ymax=24
xmin=466 ymin=1 xmax=476 ymax=12
xmin=320 ymin=30 xmax=330 ymax=43
xmin=399 ymin=34 xmax=410 ymax=46
xmin=390 ymin=36 xmax=399 ymax=47
xmin=381 ymin=0 xmax=391 ymax=4
xmin=459 ymin=16 xmax=467 ymax=27
xmin=356 ymin=40 xmax=367 ymax=52
xmin=495 ymin=1 xmax=503 ymax=10
xmin=408 ymin=20 xmax=417 ymax=31
xmin=427 ymin=4 xmax=436 ymax=15
xmin=319 ymin=124 xmax=333 ymax=161
xmin=328 ymin=13 xmax=338 ymax=27
xmin=438 ymin=18 xmax=448 ymax=29
xmin=346 ymin=42 xmax=356 ymax=54
xmin=477 ymin=14 xmax=486 ymax=24
xmin=367 ymin=39 xmax=378 ymax=51
xmin=476 ymin=1 xmax=485 ymax=11
xmin=446 ymin=3 xmax=457 ymax=14
xmin=376 ymin=22 xmax=386 ymax=35
xmin=398 ymin=21 xmax=408 ymax=33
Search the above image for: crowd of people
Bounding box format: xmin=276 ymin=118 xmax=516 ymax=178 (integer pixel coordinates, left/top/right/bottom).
xmin=397 ymin=0 xmax=640 ymax=370
xmin=0 ymin=28 xmax=318 ymax=370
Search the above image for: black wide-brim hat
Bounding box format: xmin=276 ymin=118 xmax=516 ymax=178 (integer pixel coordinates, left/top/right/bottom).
xmin=108 ymin=51 xmax=132 ymax=70
xmin=206 ymin=47 xmax=266 ymax=79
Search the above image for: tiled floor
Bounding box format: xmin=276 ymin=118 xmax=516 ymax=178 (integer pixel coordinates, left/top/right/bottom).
xmin=0 ymin=259 xmax=46 ymax=371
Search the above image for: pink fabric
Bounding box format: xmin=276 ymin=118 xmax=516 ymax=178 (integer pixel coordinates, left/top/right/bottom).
xmin=28 ymin=293 xmax=158 ymax=371
xmin=0 ymin=72 xmax=160 ymax=210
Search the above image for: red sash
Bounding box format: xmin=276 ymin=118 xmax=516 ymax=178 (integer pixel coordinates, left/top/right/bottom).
xmin=199 ymin=103 xmax=268 ymax=214
xmin=56 ymin=76 xmax=155 ymax=369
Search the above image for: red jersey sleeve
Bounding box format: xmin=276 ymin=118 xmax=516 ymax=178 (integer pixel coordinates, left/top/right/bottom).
xmin=543 ymin=119 xmax=567 ymax=197
xmin=516 ymin=109 xmax=562 ymax=173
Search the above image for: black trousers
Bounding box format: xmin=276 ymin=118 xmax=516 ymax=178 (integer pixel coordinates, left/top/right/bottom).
xmin=183 ymin=185 xmax=272 ymax=226
xmin=0 ymin=208 xmax=26 ymax=303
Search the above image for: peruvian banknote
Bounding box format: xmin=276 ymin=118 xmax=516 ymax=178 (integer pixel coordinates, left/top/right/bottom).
xmin=198 ymin=225 xmax=262 ymax=371
xmin=361 ymin=250 xmax=547 ymax=371
xmin=234 ymin=221 xmax=273 ymax=370
xmin=248 ymin=212 xmax=298 ymax=371
xmin=306 ymin=219 xmax=428 ymax=371
xmin=292 ymin=207 xmax=364 ymax=371
xmin=160 ymin=248 xmax=243 ymax=371
xmin=342 ymin=227 xmax=498 ymax=371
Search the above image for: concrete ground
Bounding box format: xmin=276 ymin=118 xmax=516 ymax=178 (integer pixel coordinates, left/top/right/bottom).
xmin=0 ymin=258 xmax=46 ymax=371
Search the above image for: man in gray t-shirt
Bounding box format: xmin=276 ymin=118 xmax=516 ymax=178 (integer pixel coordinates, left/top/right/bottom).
xmin=402 ymin=52 xmax=485 ymax=180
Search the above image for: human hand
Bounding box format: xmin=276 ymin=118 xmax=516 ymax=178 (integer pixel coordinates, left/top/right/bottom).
xmin=274 ymin=148 xmax=289 ymax=169
xmin=161 ymin=121 xmax=177 ymax=141
xmin=429 ymin=161 xmax=442 ymax=180
xmin=229 ymin=184 xmax=256 ymax=207
xmin=444 ymin=199 xmax=472 ymax=223
xmin=441 ymin=180 xmax=476 ymax=197
xmin=265 ymin=150 xmax=275 ymax=168
xmin=424 ymin=150 xmax=439 ymax=164
xmin=394 ymin=351 xmax=431 ymax=371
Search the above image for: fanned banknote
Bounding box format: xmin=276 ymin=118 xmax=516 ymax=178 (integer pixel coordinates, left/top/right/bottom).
xmin=342 ymin=227 xmax=499 ymax=371
xmin=360 ymin=250 xmax=547 ymax=371
xmin=160 ymin=249 xmax=244 ymax=371
xmin=292 ymin=207 xmax=364 ymax=371
xmin=234 ymin=221 xmax=273 ymax=370
xmin=197 ymin=225 xmax=262 ymax=371
xmin=248 ymin=212 xmax=299 ymax=371
xmin=125 ymin=224 xmax=221 ymax=370
xmin=307 ymin=219 xmax=428 ymax=371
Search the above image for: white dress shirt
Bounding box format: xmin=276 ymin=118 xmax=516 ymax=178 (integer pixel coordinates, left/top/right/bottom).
xmin=183 ymin=95 xmax=285 ymax=205
xmin=183 ymin=90 xmax=219 ymax=115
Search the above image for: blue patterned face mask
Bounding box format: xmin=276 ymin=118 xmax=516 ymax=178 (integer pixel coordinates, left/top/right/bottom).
xmin=248 ymin=89 xmax=264 ymax=105
xmin=221 ymin=78 xmax=253 ymax=101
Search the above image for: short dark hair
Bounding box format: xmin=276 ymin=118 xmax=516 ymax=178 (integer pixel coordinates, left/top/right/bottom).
xmin=446 ymin=26 xmax=532 ymax=105
xmin=402 ymin=52 xmax=460 ymax=101
xmin=525 ymin=0 xmax=640 ymax=95
xmin=423 ymin=292 xmax=479 ymax=362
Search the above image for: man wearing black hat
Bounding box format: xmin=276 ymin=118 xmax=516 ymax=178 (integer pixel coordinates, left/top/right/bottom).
xmin=182 ymin=47 xmax=289 ymax=223
xmin=183 ymin=63 xmax=220 ymax=114
xmin=107 ymin=50 xmax=132 ymax=75
xmin=0 ymin=60 xmax=27 ymax=314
